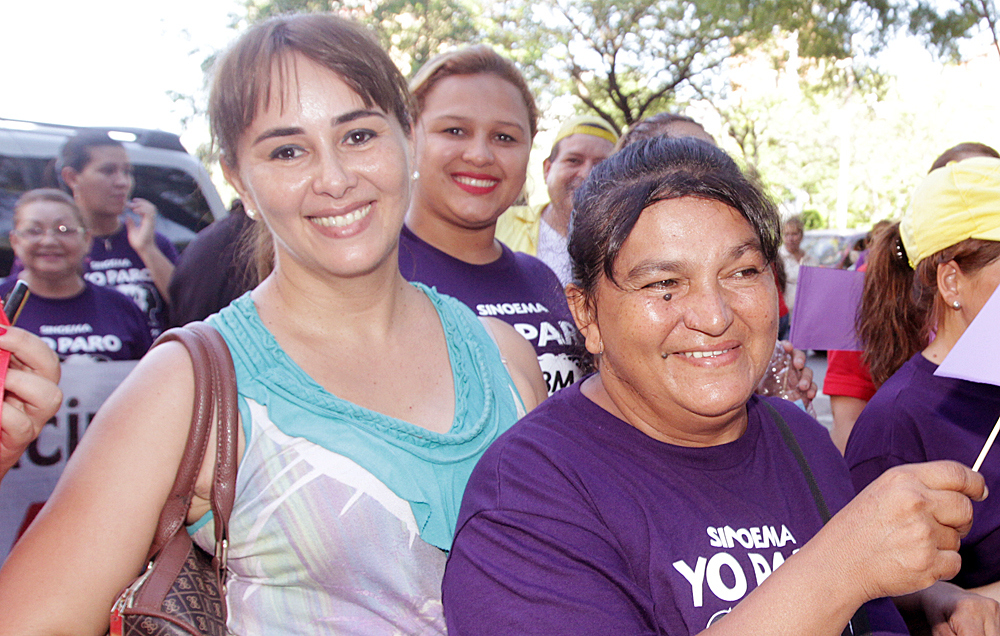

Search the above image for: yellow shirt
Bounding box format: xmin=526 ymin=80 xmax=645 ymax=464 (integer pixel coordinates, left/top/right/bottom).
xmin=494 ymin=202 xmax=547 ymax=256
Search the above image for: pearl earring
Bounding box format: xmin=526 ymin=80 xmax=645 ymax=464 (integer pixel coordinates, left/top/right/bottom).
xmin=952 ymin=301 xmax=962 ymax=309
xmin=245 ymin=207 xmax=257 ymax=220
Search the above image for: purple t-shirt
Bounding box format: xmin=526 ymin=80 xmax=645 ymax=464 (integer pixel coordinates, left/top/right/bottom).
xmin=443 ymin=386 xmax=907 ymax=635
xmin=0 ymin=279 xmax=152 ymax=361
xmin=13 ymin=225 xmax=179 ymax=337
xmin=846 ymin=353 xmax=1000 ymax=588
xmin=398 ymin=225 xmax=582 ymax=395
xmin=84 ymin=226 xmax=177 ymax=337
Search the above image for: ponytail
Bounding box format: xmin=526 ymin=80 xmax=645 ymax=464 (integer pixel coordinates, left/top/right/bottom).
xmin=857 ymin=222 xmax=928 ymax=386
xmin=234 ymin=214 xmax=273 ymax=288
xmin=859 ymin=222 xmax=1000 ymax=386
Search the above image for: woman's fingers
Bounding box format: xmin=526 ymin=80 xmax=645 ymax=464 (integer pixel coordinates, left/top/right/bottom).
xmin=4 ymin=365 xmax=64 ymax=421
xmin=0 ymin=327 xmax=63 ymax=422
xmin=831 ymin=461 xmax=984 ymax=601
xmin=0 ymin=373 xmax=60 ymax=476
xmin=927 ymin=490 xmax=977 ymax=538
xmin=917 ymin=581 xmax=1000 ymax=636
xmin=0 ymin=327 xmax=60 ymax=381
xmin=911 ymin=460 xmax=988 ymax=504
xmin=0 ymin=328 xmax=63 ymax=476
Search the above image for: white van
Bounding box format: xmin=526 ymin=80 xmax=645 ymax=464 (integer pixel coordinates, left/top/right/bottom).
xmin=0 ymin=118 xmax=226 ymax=275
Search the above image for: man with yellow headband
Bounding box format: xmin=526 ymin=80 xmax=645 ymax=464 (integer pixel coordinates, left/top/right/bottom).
xmin=495 ymin=115 xmax=618 ymax=285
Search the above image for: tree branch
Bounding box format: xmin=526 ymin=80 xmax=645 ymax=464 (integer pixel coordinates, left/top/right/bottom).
xmin=976 ymin=0 xmax=1000 ymax=60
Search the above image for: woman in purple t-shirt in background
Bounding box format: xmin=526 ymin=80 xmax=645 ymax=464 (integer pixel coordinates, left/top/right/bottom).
xmin=397 ymin=47 xmax=584 ymax=396
xmin=3 ymin=189 xmax=152 ymax=361
xmin=443 ymin=137 xmax=999 ymax=636
xmin=848 ymin=153 xmax=1000 ymax=604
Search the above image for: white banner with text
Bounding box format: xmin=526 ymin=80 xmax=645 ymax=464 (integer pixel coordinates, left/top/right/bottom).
xmin=0 ymin=360 xmax=136 ymax=561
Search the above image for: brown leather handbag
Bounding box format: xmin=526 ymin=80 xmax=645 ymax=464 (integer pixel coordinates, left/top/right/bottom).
xmin=109 ymin=322 xmax=239 ymax=636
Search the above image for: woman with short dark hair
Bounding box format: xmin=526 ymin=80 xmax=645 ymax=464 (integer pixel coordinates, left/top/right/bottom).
xmin=443 ymin=137 xmax=996 ymax=636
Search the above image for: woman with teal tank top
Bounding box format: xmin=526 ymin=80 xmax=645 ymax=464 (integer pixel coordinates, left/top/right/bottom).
xmin=0 ymin=14 xmax=547 ymax=635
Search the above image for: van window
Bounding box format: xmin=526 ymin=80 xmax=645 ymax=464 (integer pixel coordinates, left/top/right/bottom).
xmin=0 ymin=155 xmax=216 ymax=276
xmin=132 ymin=165 xmax=213 ymax=233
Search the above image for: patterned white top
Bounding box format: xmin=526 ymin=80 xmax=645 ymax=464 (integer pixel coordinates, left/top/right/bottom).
xmin=192 ymin=287 xmax=523 ymax=634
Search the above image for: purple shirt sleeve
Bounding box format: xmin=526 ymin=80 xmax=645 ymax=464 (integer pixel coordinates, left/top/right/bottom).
xmin=155 ymin=231 xmax=180 ymax=263
xmin=445 ymin=496 xmax=659 ymax=635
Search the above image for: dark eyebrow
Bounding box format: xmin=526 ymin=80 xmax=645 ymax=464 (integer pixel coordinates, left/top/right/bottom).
xmin=334 ymin=109 xmax=386 ymax=126
xmin=252 ymin=127 xmax=304 ymax=146
xmin=620 ymin=239 xmax=763 ymax=283
xmin=251 ymin=110 xmax=387 ymax=146
xmin=728 ymin=239 xmax=764 ymax=261
xmin=622 ymin=260 xmax=684 ymax=284
xmin=431 ymin=113 xmax=526 ymax=134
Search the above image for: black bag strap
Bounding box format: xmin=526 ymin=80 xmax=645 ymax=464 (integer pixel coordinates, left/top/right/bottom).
xmin=765 ymin=401 xmax=832 ymax=523
xmin=763 ymin=400 xmax=872 ymax=636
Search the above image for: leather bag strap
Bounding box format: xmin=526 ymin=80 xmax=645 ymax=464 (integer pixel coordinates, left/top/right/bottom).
xmin=143 ymin=323 xmax=239 ymax=564
xmin=187 ymin=322 xmax=239 ymax=576
xmin=145 ymin=326 xmax=215 ymax=560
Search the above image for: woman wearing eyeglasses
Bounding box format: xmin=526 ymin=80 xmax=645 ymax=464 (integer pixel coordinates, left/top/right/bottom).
xmin=1 ymin=189 xmax=152 ymax=361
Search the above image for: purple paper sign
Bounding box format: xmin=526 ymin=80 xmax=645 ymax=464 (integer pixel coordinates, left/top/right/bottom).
xmin=936 ymin=286 xmax=1000 ymax=386
xmin=789 ymin=266 xmax=865 ymax=351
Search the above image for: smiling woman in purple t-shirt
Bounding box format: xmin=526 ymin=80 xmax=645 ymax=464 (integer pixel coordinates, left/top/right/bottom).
xmin=4 ymin=189 xmax=151 ymax=361
xmin=398 ymin=47 xmax=584 ymax=397
xmin=443 ymin=137 xmax=998 ymax=636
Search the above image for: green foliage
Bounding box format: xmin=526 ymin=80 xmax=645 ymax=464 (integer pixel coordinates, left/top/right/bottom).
xmin=907 ymin=0 xmax=1000 ymax=61
xmin=246 ymin=0 xmax=340 ymax=21
xmin=709 ymin=50 xmax=983 ymax=231
xmin=243 ymin=0 xmax=482 ymax=76
xmin=748 ymin=0 xmax=897 ymax=59
xmin=800 ymin=210 xmax=824 ymax=229
xmin=370 ymin=0 xmax=480 ymax=75
xmin=210 ymin=0 xmax=996 ymax=233
xmin=513 ymin=0 xmax=752 ymax=132
xmin=237 ymin=0 xmax=920 ymax=130
xmin=490 ymin=0 xmax=906 ymax=132
xmin=476 ymin=0 xmax=554 ymax=88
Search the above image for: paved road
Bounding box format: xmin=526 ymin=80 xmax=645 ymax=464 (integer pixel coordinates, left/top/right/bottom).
xmin=806 ymin=351 xmax=833 ymax=431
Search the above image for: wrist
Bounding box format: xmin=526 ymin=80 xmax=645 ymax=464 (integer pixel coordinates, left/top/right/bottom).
xmin=893 ymin=588 xmax=928 ymax=615
xmin=795 ymin=521 xmax=874 ymax=611
xmin=132 ymin=242 xmax=160 ymax=262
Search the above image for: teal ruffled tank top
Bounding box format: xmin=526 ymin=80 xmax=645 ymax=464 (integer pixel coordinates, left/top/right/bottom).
xmin=203 ymin=283 xmax=523 ymax=550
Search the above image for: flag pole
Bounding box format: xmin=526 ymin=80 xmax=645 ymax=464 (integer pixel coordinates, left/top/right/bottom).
xmin=972 ymin=414 xmax=1000 ymax=472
